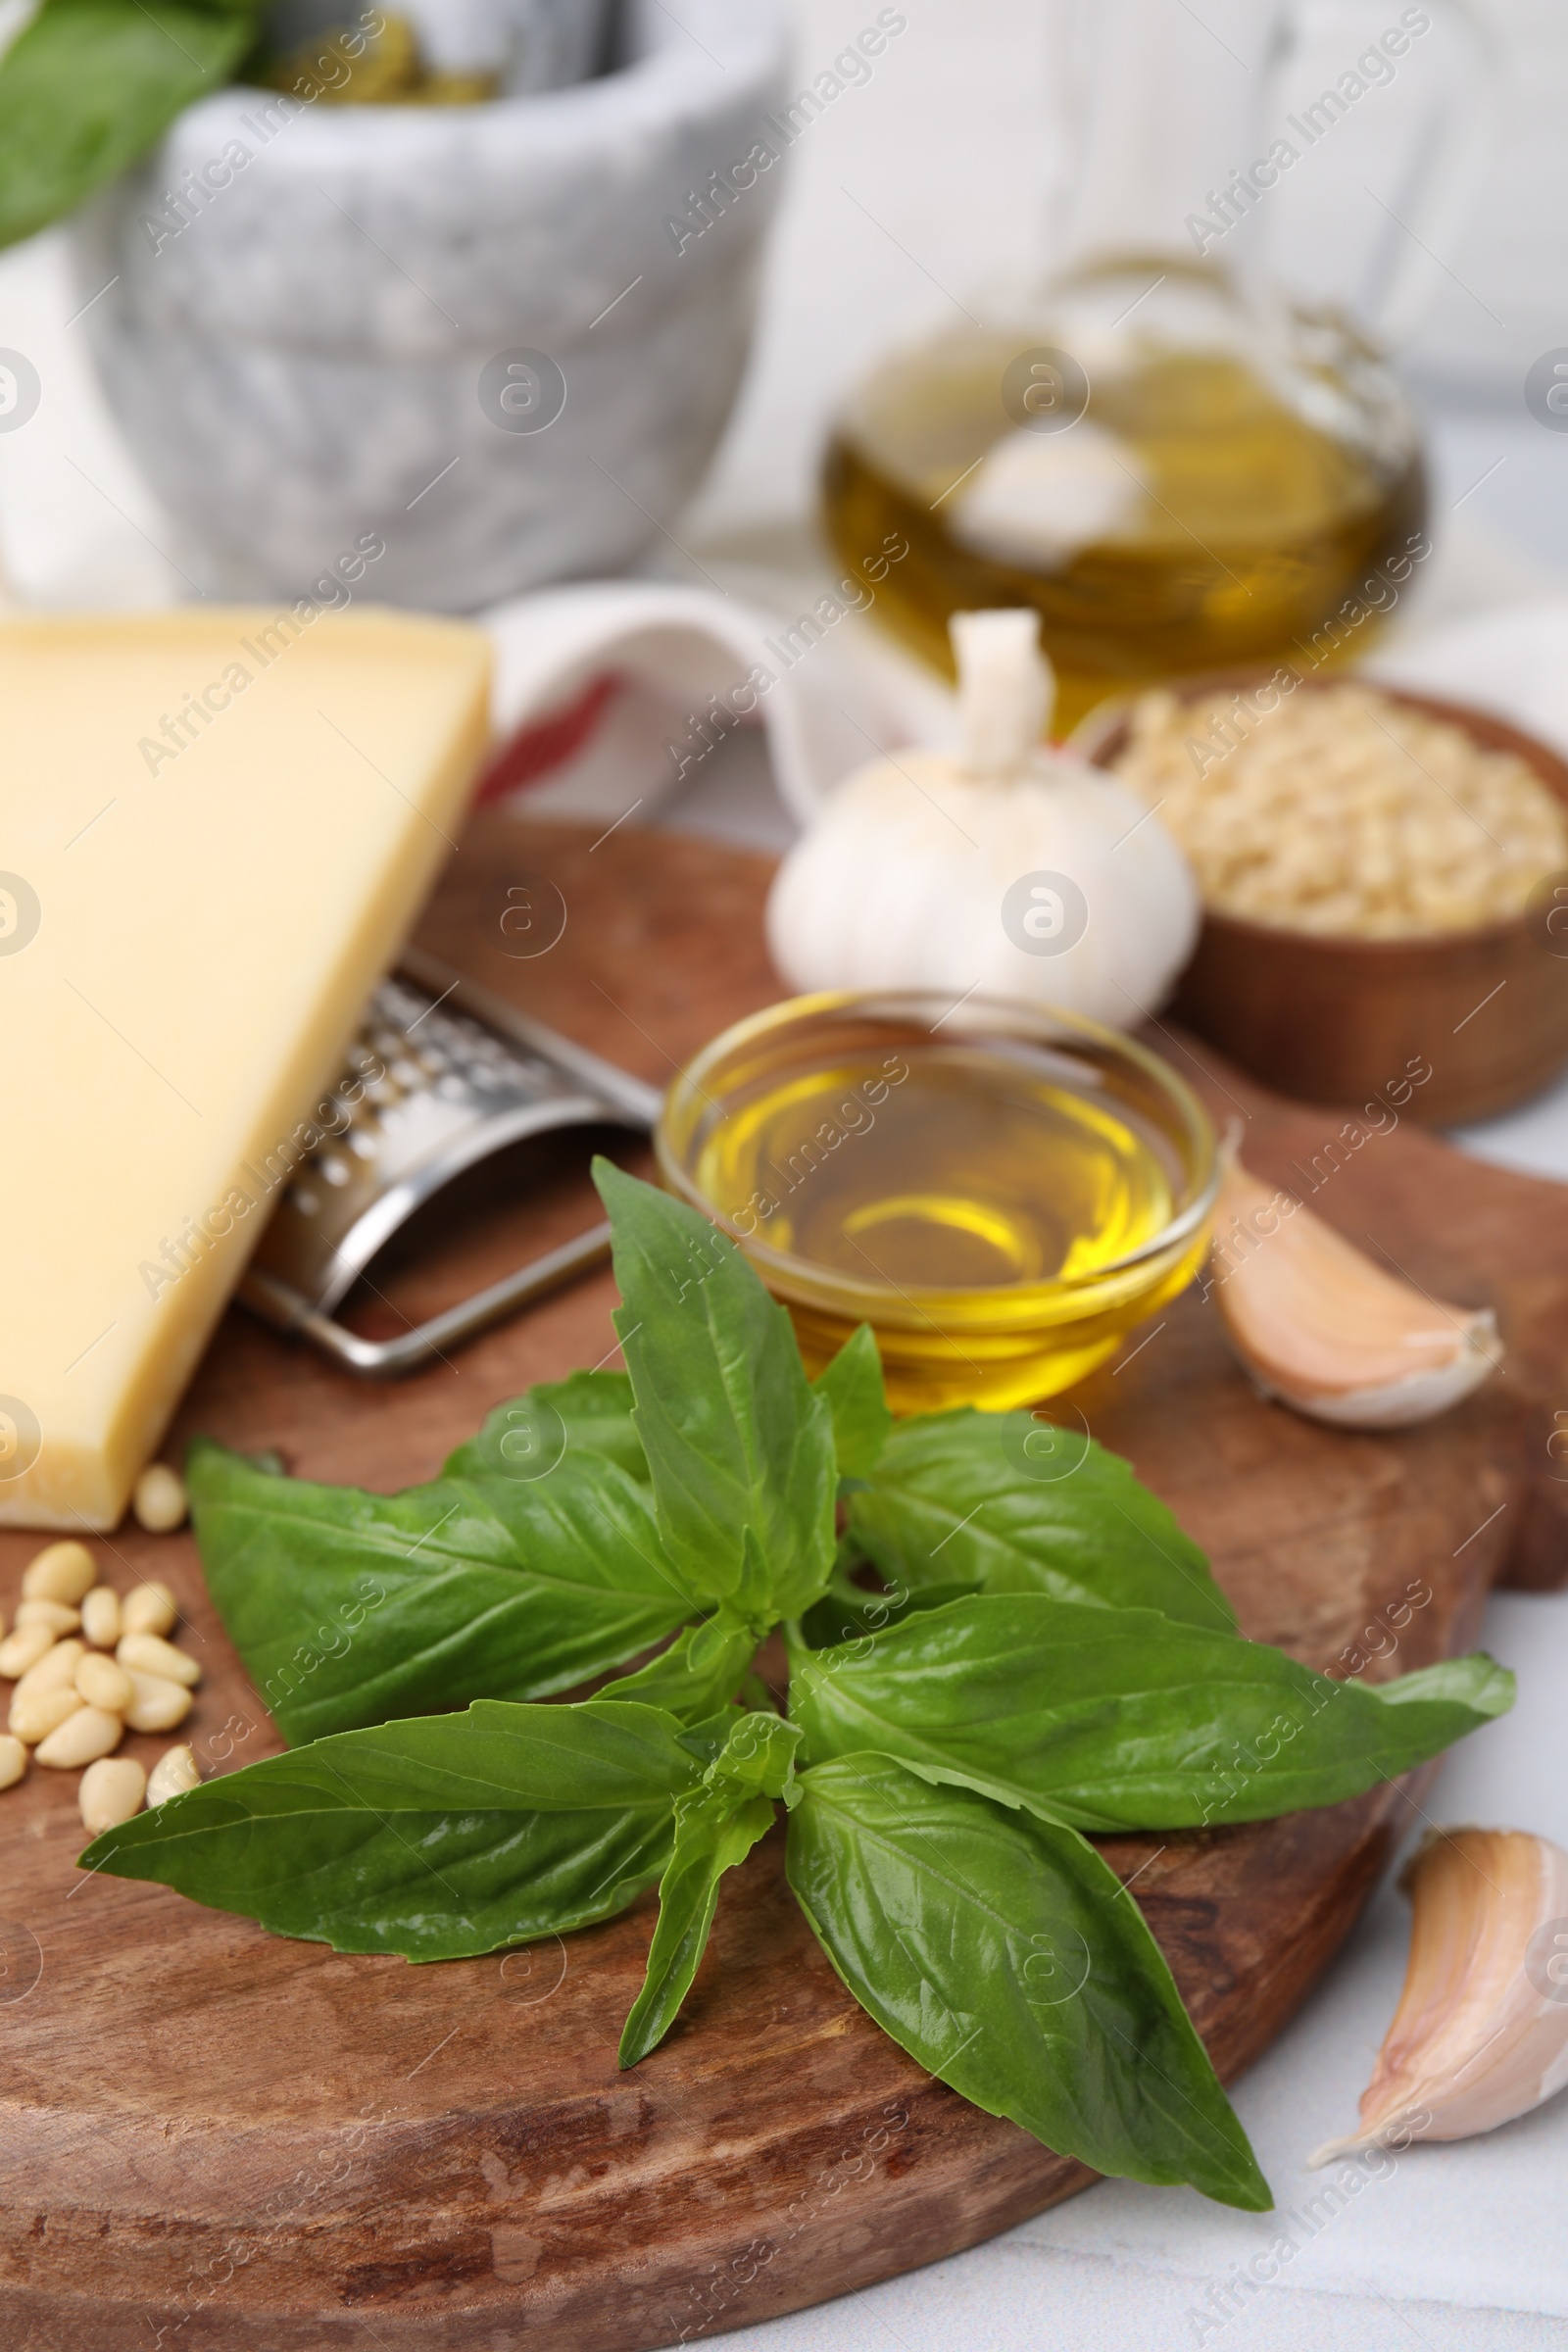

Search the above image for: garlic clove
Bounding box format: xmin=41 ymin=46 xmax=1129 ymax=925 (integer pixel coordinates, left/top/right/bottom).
xmin=1211 ymin=1147 xmax=1500 ymax=1429
xmin=1281 ymin=1356 xmax=1500 ymax=1432
xmin=1309 ymin=1828 xmax=1568 ymax=2165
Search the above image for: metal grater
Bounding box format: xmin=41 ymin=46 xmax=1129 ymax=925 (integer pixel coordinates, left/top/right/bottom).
xmin=238 ymin=947 xmax=661 ymax=1376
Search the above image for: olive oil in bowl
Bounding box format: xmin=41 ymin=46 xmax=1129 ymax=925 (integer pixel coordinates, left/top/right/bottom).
xmin=658 ymin=994 xmax=1217 ymax=1412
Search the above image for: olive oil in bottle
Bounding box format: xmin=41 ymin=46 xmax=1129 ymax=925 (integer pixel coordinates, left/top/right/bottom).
xmin=824 ymin=278 xmax=1426 ymax=734
xmin=821 ymin=0 xmax=1444 ymax=729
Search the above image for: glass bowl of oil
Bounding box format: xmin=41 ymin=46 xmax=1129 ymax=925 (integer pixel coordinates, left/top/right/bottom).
xmin=656 ymin=991 xmax=1218 ymax=1414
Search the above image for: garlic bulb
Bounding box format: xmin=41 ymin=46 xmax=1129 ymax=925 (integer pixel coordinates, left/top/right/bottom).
xmin=1210 ymin=1146 xmax=1500 ymax=1429
xmin=1310 ymin=1829 xmax=1568 ymax=2165
xmin=765 ymin=610 xmax=1200 ymax=1029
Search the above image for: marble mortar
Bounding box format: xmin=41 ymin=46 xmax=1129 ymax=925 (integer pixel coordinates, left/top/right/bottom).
xmin=72 ymin=0 xmax=790 ymax=608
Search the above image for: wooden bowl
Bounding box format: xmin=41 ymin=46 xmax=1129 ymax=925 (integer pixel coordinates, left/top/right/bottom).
xmin=1081 ymin=678 xmax=1568 ymax=1126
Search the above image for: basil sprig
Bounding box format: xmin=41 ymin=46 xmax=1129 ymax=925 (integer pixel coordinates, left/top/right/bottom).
xmin=87 ymin=1162 xmax=1513 ymax=2210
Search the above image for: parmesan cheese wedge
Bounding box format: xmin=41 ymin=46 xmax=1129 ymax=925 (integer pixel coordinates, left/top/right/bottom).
xmin=0 ymin=607 xmax=491 ymax=1528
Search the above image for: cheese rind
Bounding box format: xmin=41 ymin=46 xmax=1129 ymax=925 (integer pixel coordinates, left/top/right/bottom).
xmin=0 ymin=607 xmax=492 ymax=1529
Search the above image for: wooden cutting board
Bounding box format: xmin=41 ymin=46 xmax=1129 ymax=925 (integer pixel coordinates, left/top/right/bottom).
xmin=3 ymin=817 xmax=1566 ymax=2352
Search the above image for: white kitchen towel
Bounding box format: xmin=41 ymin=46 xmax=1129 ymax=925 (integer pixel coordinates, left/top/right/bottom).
xmin=476 ymin=575 xmax=950 ymax=826
xmin=478 ymin=581 xmax=1568 ymax=834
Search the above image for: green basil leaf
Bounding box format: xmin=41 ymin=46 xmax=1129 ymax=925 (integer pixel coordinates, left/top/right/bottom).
xmin=0 ymin=0 xmax=257 ymax=250
xmin=846 ymin=1409 xmax=1236 ymax=1635
xmin=617 ymin=1713 xmax=800 ymax=2066
xmin=797 ymin=1575 xmax=975 ymax=1652
xmin=446 ymin=1371 xmax=646 ymax=1486
xmin=787 ymin=1754 xmax=1269 ymax=2208
xmin=80 ymin=1698 xmax=699 ymax=1960
xmin=812 ymin=1324 xmax=893 ymax=1481
xmin=702 ymin=1708 xmax=803 ymax=1804
xmin=186 ymin=1437 xmax=693 ymax=1746
xmin=618 ymin=1786 xmax=775 ymax=2067
xmin=792 ymin=1595 xmax=1514 ymax=1832
xmin=598 ymin=1622 xmax=760 ymax=1722
xmin=593 ymin=1159 xmax=836 ymax=1620
xmin=673 ymin=1709 xmax=746 ymax=1767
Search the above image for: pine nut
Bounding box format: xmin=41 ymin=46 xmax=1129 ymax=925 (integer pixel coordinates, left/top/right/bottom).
xmin=78 ymin=1757 xmax=147 ymax=1835
xmin=121 ymin=1582 xmax=177 ymax=1640
xmin=14 ymin=1598 xmax=81 ymax=1636
xmin=79 ymin=1588 xmax=122 ymax=1648
xmin=1114 ymin=680 xmax=1568 ymax=937
xmin=117 ymin=1632 xmax=199 ymax=1688
xmin=10 ymin=1687 xmax=82 ymax=1745
xmin=123 ymin=1671 xmax=192 ymax=1735
xmin=14 ymin=1641 xmax=86 ymax=1705
xmin=133 ymin=1464 xmax=187 ymax=1533
xmin=35 ymin=1706 xmax=122 ymax=1769
xmin=21 ymin=1541 xmax=96 ymax=1604
xmin=75 ymin=1653 xmax=133 ymax=1714
xmin=0 ymin=1625 xmax=56 ymax=1680
xmin=146 ymin=1743 xmax=201 ymax=1805
xmin=0 ymin=1734 xmax=25 ymax=1790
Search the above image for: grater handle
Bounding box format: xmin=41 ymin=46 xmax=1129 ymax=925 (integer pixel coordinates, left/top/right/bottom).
xmin=240 ymin=1217 xmax=615 ymax=1379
